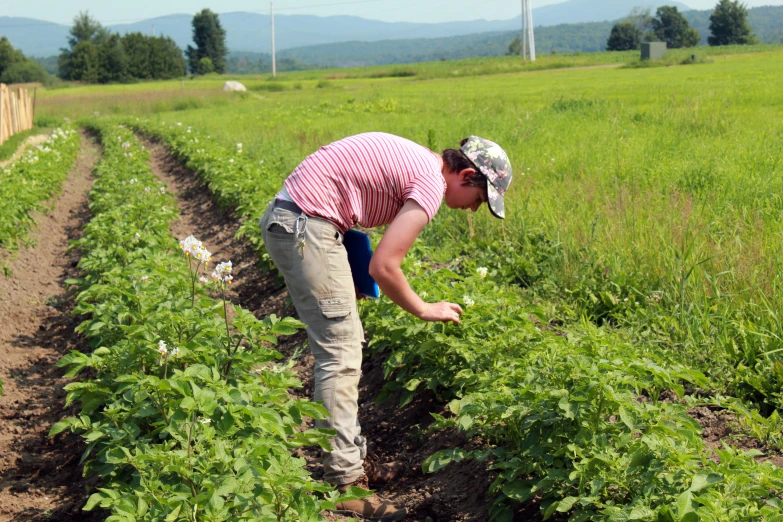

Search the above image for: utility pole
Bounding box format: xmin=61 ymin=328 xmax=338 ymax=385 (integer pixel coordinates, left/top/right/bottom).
xmin=527 ymin=0 xmax=536 ymax=61
xmin=521 ymin=0 xmax=527 ymax=63
xmin=271 ymin=2 xmax=277 ymax=78
xmin=520 ymin=0 xmax=536 ymax=62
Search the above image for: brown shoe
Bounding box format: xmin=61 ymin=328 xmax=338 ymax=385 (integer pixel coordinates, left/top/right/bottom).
xmin=334 ymin=475 xmax=406 ymax=521
xmin=364 ymin=454 xmax=406 ymax=486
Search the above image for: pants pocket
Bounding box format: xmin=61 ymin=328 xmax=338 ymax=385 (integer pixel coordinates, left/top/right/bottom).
xmin=317 ymin=295 xmax=354 ymax=341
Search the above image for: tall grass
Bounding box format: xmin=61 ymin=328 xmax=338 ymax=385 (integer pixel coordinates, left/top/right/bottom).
xmin=48 ymin=45 xmax=783 ymax=406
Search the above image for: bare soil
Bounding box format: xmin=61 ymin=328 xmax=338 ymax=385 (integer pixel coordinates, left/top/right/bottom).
xmin=144 ymin=140 xmax=513 ymax=521
xmin=0 ymin=133 xmax=104 ymax=522
xmin=690 ymin=406 xmax=783 ymax=467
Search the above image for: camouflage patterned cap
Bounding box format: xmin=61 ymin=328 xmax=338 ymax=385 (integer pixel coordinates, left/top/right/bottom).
xmin=461 ymin=136 xmax=513 ymax=219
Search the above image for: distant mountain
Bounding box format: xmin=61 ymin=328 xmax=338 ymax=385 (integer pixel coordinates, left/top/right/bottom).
xmin=532 ymin=0 xmax=690 ymax=26
xmin=0 ymin=0 xmax=690 ymax=57
xmin=246 ymin=5 xmax=783 ymax=70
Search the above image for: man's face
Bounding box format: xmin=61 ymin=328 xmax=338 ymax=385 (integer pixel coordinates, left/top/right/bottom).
xmin=444 ymin=169 xmax=487 ymax=212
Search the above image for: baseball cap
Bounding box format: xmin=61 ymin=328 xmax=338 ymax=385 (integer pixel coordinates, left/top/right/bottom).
xmin=460 ymin=136 xmax=513 ymax=219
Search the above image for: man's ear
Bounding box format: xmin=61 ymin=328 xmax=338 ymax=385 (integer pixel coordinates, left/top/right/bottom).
xmin=458 ymin=167 xmax=477 ymax=183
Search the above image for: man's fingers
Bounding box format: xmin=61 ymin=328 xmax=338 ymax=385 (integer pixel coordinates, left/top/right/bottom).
xmin=448 ymin=302 xmax=464 ymax=315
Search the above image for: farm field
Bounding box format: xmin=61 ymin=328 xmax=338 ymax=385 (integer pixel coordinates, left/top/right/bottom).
xmin=2 ymin=45 xmax=783 ymax=521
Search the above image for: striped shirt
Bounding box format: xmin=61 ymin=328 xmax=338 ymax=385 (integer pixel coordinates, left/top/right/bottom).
xmin=282 ymin=132 xmax=446 ymax=233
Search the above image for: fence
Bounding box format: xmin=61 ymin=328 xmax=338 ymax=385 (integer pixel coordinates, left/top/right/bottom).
xmin=0 ymin=84 xmax=34 ymax=146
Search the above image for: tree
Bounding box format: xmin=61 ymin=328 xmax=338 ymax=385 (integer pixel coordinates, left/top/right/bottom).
xmin=708 ymin=0 xmax=757 ymax=46
xmin=0 ymin=37 xmax=26 ymax=78
xmin=626 ymin=7 xmax=654 ymax=37
xmin=507 ymin=37 xmax=522 ymax=56
xmin=0 ymin=61 xmax=50 ymax=85
xmin=67 ymin=11 xmax=109 ymax=49
xmin=149 ymin=37 xmax=187 ymax=79
xmin=652 ymin=6 xmax=700 ymax=48
xmin=185 ymin=9 xmax=227 ymax=74
xmin=122 ymin=32 xmax=152 ymax=79
xmin=0 ymin=37 xmax=52 ymax=85
xmin=196 ymin=57 xmax=215 ymax=75
xmin=59 ymin=11 xmax=108 ymax=80
xmin=69 ymin=41 xmax=99 ymax=83
xmin=606 ymin=22 xmax=641 ymax=51
xmin=98 ymin=34 xmax=128 ymax=83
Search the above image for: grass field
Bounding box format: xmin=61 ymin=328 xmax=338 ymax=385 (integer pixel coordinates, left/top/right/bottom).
xmin=27 ymin=44 xmax=783 ymax=519
xmin=39 ymin=46 xmax=783 ymax=395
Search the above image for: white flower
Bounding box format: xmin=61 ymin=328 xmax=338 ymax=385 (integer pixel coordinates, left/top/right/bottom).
xmin=199 ymin=276 xmax=209 ymax=284
xmin=140 ymin=275 xmax=149 ymax=282
xmin=211 ymin=260 xmax=233 ymax=283
xmin=176 ymin=122 xmax=182 ymax=126
xmin=197 ymin=417 xmax=211 ymax=424
xmin=121 ymin=141 xmax=131 ymax=150
xmin=170 ymin=347 xmax=180 ymax=357
xmin=129 ymin=178 xmax=138 ymax=184
xmin=144 ymin=187 xmax=151 ymax=193
xmin=463 ymin=295 xmax=475 ymax=307
xmin=159 ymin=186 xmax=166 ymax=194
xmin=179 ymin=235 xmax=212 ymax=264
xmin=477 ymin=267 xmax=488 ymax=279
xmin=157 ymin=340 xmax=168 ymax=356
xmin=228 ymin=158 xmax=234 ymax=164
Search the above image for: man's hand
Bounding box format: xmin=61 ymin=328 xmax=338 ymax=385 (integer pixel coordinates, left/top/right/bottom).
xmin=418 ymin=301 xmax=463 ymax=324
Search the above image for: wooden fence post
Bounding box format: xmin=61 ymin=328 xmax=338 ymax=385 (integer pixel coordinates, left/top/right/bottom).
xmin=0 ymin=83 xmax=35 ymax=145
xmin=0 ymin=84 xmax=5 ymax=146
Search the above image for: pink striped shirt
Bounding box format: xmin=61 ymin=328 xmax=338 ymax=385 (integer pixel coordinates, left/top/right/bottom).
xmin=283 ymin=133 xmax=446 ymax=233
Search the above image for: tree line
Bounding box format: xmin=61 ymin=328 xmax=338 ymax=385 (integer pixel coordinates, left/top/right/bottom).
xmin=0 ymin=9 xmax=230 ymax=85
xmin=605 ymin=0 xmax=756 ymax=51
xmin=0 ymin=37 xmax=52 ymax=85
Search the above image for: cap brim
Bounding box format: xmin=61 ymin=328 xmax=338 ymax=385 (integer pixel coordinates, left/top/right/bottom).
xmin=487 ymin=184 xmax=505 ymax=219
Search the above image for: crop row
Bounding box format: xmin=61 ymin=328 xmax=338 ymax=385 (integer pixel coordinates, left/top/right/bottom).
xmin=129 ymin=119 xmax=783 ymax=521
xmin=0 ymin=126 xmax=79 ymax=250
xmin=52 ymin=122 xmax=357 ymax=521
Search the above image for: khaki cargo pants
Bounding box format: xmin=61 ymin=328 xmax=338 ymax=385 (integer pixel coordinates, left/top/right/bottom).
xmin=260 ymin=201 xmax=367 ymax=486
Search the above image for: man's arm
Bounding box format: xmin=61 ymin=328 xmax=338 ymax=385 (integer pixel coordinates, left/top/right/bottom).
xmin=369 ymin=200 xmax=463 ymax=324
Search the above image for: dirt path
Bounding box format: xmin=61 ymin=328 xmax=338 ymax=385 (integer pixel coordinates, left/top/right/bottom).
xmin=0 ymin=133 xmax=103 ymax=522
xmin=144 ymin=140 xmax=530 ymax=522
xmin=0 ymin=134 xmax=50 ymax=169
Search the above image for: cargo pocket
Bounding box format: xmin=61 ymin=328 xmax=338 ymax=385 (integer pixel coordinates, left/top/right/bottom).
xmin=317 ymin=295 xmax=354 ymax=341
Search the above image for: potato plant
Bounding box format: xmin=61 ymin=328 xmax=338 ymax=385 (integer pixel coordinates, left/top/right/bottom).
xmin=130 ymin=120 xmax=783 ymax=521
xmin=0 ymin=126 xmax=79 ymax=249
xmin=49 ymin=122 xmax=365 ymax=521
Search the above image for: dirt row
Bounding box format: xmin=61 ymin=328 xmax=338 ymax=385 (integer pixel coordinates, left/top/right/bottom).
xmin=0 ymin=133 xmax=502 ymax=522
xmin=0 ymin=132 xmax=103 ymax=522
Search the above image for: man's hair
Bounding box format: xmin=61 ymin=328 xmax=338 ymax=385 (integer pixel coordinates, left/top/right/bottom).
xmin=442 ymin=138 xmax=487 ymax=189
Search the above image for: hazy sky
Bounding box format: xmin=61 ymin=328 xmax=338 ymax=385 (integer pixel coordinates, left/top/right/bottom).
xmin=1 ymin=0 xmax=782 ymax=25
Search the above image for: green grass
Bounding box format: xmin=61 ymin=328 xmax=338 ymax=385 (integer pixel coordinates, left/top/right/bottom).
xmin=116 ymin=46 xmax=783 ymax=402
xmin=39 ymin=44 xmax=783 ymax=405
xmin=0 ymin=128 xmax=42 ymax=162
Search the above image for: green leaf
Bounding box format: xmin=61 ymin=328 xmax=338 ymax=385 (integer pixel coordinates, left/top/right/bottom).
xmin=689 ymin=473 xmax=723 ymax=493
xmin=556 ymin=496 xmax=579 ymax=512
xmin=164 ymin=503 xmax=182 ymax=522
xmin=501 ymin=480 xmax=533 ymax=502
xmin=618 ymin=406 xmax=635 ymax=431
xmin=84 ymin=492 xmax=106 ymax=511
